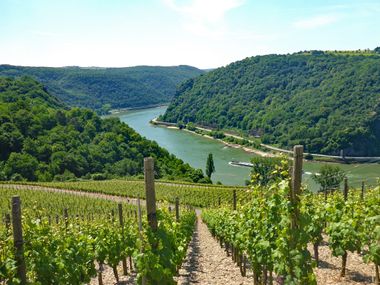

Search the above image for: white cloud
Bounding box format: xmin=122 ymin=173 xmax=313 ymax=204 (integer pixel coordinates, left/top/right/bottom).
xmin=162 ymin=0 xmax=245 ymax=36
xmin=293 ymin=14 xmax=341 ymax=30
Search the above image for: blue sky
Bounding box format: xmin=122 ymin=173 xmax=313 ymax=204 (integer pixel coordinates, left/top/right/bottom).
xmin=1 ymin=0 xmax=379 ymax=68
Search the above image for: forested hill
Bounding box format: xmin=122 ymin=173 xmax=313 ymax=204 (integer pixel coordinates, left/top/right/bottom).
xmin=0 ymin=65 xmax=204 ymax=113
xmin=163 ymin=50 xmax=380 ymax=156
xmin=0 ymin=76 xmax=207 ymax=182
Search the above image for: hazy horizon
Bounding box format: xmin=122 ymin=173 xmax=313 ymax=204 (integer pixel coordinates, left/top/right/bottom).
xmin=1 ymin=0 xmax=380 ymax=69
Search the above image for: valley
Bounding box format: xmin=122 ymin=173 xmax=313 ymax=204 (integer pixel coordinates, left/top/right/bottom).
xmin=116 ymin=106 xmax=380 ymax=190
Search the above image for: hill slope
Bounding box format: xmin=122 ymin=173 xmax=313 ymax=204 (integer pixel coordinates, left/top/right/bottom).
xmin=0 ymin=76 xmax=206 ymax=182
xmin=162 ymin=50 xmax=380 ymax=156
xmin=0 ymin=65 xmax=204 ymax=113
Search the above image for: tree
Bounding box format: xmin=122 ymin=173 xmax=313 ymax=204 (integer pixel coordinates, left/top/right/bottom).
xmin=205 ymin=153 xmax=215 ymax=179
xmin=4 ymin=152 xmax=39 ymax=181
xmin=186 ymin=122 xmax=196 ymax=131
xmin=312 ymin=165 xmax=345 ymax=197
xmin=177 ymin=121 xmax=185 ymax=130
xmin=189 ymin=168 xmax=206 ymax=183
xmin=250 ymin=156 xmax=287 ymax=186
xmin=100 ymin=104 xmax=112 ymax=115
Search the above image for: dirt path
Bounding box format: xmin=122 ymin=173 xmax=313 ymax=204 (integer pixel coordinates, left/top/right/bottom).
xmin=308 ymin=239 xmax=376 ymax=285
xmin=88 ymin=261 xmax=136 ymax=285
xmin=176 ymin=215 xmax=252 ymax=285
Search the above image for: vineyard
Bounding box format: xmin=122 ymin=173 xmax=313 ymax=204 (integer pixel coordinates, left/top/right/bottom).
xmin=0 ymin=159 xmax=196 ymax=285
xmin=7 ymin=179 xmax=249 ymax=208
xmin=203 ymin=181 xmax=379 ymax=284
xmin=1 ymin=152 xmax=380 ymax=284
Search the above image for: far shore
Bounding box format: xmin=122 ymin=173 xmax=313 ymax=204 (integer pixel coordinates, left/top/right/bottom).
xmin=151 ymin=118 xmax=275 ymax=158
xmin=110 ymin=104 xmax=169 ymax=115
xmin=151 ymin=118 xmax=380 ymax=163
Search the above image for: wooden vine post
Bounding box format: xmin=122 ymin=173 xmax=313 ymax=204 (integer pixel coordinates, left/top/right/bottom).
xmin=145 ymin=157 xmax=158 ymax=232
xmin=64 ymin=208 xmax=69 ymax=229
xmin=361 ymin=181 xmax=365 ymax=200
xmin=11 ymin=196 xmax=27 ymax=285
xmin=291 ymin=145 xmax=303 ymax=228
xmin=118 ymin=203 xmax=128 ymax=276
xmin=341 ymin=177 xmax=349 ymax=277
xmin=289 ymin=145 xmax=303 ymax=282
xmin=143 ymin=157 xmax=158 ymax=285
xmin=343 ymin=177 xmax=349 ymax=201
xmin=175 ymin=197 xmax=180 ymax=222
xmin=233 ymin=190 xmax=237 ymax=210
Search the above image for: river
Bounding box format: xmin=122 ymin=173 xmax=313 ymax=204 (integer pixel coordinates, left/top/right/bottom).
xmin=114 ymin=106 xmax=380 ymax=189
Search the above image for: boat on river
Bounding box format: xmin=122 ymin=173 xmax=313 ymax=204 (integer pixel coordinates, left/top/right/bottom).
xmin=229 ymin=161 xmax=254 ymax=167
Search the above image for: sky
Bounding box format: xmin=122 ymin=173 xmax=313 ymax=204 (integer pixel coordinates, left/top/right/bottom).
xmin=0 ymin=0 xmax=379 ymax=69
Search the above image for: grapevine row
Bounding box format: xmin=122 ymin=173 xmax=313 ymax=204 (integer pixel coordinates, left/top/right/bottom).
xmin=202 ymin=154 xmax=380 ymax=284
xmin=2 ymin=179 xmax=251 ymax=208
xmin=0 ymin=184 xmax=195 ymax=285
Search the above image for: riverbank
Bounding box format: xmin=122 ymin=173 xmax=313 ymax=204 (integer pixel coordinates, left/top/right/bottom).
xmin=151 ymin=118 xmax=274 ymax=158
xmin=151 ymin=119 xmax=380 ymax=163
xmin=110 ymin=104 xmax=169 ymax=115
xmin=184 ymin=129 xmax=274 ymax=158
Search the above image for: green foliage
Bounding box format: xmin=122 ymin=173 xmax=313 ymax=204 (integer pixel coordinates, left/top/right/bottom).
xmin=20 ymin=179 xmax=248 ymax=208
xmin=4 ymin=152 xmax=38 ymax=181
xmin=203 ymin=179 xmax=316 ymax=284
xmin=186 ymin=122 xmax=196 ymax=131
xmin=203 ymin=180 xmax=380 ymax=282
xmin=176 ymin=121 xmax=185 ymax=130
xmin=250 ymin=156 xmax=288 ymax=186
xmin=361 ymin=188 xmax=380 ymax=266
xmin=0 ymin=186 xmax=137 ymax=285
xmin=210 ymin=130 xmax=225 ymax=139
xmin=312 ymin=165 xmax=345 ymax=192
xmin=0 ymin=65 xmax=204 ymax=113
xmin=0 ymin=186 xmax=195 ymax=285
xmin=135 ymin=210 xmax=196 ymax=285
xmin=302 ymin=187 xmax=380 ymax=273
xmin=301 ymin=192 xmax=325 ymax=246
xmin=163 ymin=51 xmax=380 ymax=156
xmin=0 ymin=232 xmax=18 ymax=284
xmin=101 ymin=104 xmax=111 ymax=114
xmin=0 ymin=77 xmax=205 ymax=183
xmin=205 ymin=153 xmax=215 ymax=179
xmin=91 ymin=173 xmax=108 ymax=181
xmin=188 ymin=168 xmax=208 ymax=183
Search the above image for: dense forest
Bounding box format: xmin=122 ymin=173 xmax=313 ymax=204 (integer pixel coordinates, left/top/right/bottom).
xmin=0 ymin=77 xmax=207 ymax=182
xmin=163 ymin=49 xmax=380 ymax=156
xmin=0 ymin=65 xmax=204 ymax=113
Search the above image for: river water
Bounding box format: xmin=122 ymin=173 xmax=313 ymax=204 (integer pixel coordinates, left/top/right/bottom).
xmin=115 ymin=106 xmax=380 ymax=189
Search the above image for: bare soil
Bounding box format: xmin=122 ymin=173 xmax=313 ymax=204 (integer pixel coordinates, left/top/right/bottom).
xmin=176 ymin=216 xmax=253 ymax=285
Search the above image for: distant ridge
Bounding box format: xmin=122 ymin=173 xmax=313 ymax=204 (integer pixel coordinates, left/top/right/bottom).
xmin=0 ymin=76 xmax=206 ymax=182
xmin=163 ymin=49 xmax=380 ymax=156
xmin=0 ymin=64 xmax=204 ymax=113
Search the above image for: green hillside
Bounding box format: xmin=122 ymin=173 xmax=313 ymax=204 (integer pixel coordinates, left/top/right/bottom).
xmin=0 ymin=76 xmax=206 ymax=182
xmin=0 ymin=65 xmax=204 ymax=113
xmin=163 ymin=49 xmax=380 ymax=156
